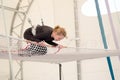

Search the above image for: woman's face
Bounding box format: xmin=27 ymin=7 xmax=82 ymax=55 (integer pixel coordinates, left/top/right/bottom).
xmin=52 ymin=32 xmax=64 ymax=41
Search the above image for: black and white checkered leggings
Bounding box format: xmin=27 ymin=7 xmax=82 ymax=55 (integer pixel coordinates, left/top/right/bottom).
xmin=20 ymin=43 xmax=47 ymax=56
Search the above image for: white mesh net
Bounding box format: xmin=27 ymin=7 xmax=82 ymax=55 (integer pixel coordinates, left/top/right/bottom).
xmin=0 ymin=35 xmax=48 ymax=56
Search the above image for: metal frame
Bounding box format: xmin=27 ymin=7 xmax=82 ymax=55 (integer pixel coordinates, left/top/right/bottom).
xmin=0 ymin=5 xmax=25 ymax=13
xmin=10 ymin=0 xmax=34 ymax=38
xmin=15 ymin=60 xmax=24 ymax=80
xmin=0 ymin=0 xmax=33 ymax=80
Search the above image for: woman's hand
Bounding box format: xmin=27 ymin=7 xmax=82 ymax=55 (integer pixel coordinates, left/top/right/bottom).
xmin=54 ymin=44 xmax=67 ymax=54
xmin=38 ymin=41 xmax=47 ymax=46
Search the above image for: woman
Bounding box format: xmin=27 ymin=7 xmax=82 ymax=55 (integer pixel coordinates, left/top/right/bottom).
xmin=23 ymin=24 xmax=67 ymax=55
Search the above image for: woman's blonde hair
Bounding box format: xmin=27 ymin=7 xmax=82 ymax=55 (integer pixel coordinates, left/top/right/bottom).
xmin=53 ymin=25 xmax=67 ymax=37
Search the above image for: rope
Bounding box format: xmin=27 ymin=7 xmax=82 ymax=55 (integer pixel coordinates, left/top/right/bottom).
xmin=20 ymin=0 xmax=45 ymax=36
xmin=105 ymin=0 xmax=120 ymax=49
xmin=94 ymin=0 xmax=115 ymax=80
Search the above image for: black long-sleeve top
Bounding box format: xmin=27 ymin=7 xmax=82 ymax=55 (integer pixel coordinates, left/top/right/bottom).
xmin=23 ymin=25 xmax=58 ymax=46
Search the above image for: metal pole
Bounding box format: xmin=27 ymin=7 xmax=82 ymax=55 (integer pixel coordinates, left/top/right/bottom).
xmin=74 ymin=0 xmax=81 ymax=80
xmin=0 ymin=0 xmax=14 ymax=80
xmin=59 ymin=64 xmax=62 ymax=80
xmin=0 ymin=5 xmax=24 ymax=13
xmin=20 ymin=61 xmax=23 ymax=80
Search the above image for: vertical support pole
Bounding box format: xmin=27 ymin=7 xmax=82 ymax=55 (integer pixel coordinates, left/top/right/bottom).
xmin=76 ymin=61 xmax=81 ymax=80
xmin=59 ymin=64 xmax=62 ymax=80
xmin=74 ymin=0 xmax=81 ymax=80
xmin=74 ymin=0 xmax=80 ymax=47
xmin=94 ymin=0 xmax=115 ymax=80
xmin=20 ymin=61 xmax=23 ymax=80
